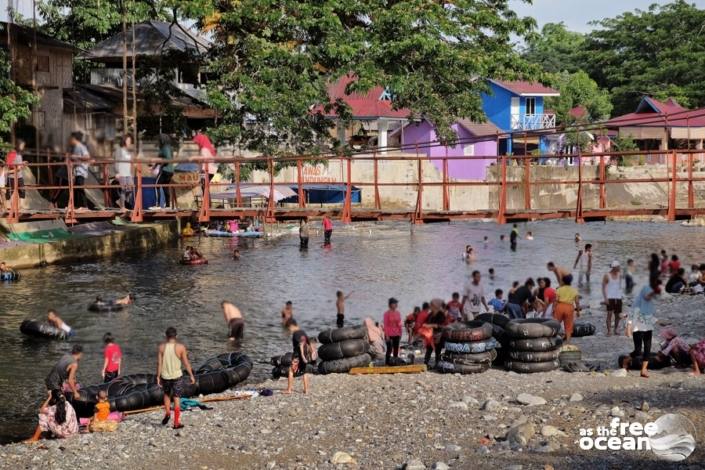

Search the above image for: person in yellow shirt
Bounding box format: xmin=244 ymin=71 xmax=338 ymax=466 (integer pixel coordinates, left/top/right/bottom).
xmin=553 ymin=274 xmax=581 ymax=343
xmin=89 ymin=390 xmax=118 ymax=432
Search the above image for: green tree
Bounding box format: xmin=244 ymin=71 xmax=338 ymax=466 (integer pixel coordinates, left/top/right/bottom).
xmin=546 ymin=71 xmax=612 ymax=124
xmin=583 ymin=0 xmax=705 ymax=115
xmin=523 ymin=22 xmax=585 ymax=74
xmin=0 ymin=51 xmax=38 ymax=148
xmin=208 ymin=0 xmax=538 ymax=155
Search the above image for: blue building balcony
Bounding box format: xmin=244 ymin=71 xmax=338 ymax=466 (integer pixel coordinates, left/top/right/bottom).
xmin=511 ymin=113 xmax=556 ymax=131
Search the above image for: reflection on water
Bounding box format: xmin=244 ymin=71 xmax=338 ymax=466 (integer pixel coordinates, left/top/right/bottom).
xmin=2 ymin=219 xmax=705 ymax=442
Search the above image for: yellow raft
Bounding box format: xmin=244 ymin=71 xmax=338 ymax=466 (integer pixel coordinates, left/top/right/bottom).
xmin=349 ymin=364 xmax=427 ymax=375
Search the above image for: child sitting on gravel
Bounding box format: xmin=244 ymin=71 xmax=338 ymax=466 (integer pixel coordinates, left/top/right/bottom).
xmin=89 ymin=391 xmax=118 ymax=432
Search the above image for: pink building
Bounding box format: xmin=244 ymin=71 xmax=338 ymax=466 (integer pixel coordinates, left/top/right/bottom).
xmin=399 ymin=119 xmax=500 ymax=180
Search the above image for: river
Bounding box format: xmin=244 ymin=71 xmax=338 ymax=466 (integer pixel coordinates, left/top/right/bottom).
xmin=2 ymin=219 xmax=705 ymax=443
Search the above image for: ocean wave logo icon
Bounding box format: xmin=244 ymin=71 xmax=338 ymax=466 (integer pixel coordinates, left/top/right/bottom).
xmin=648 ymin=414 xmax=696 ymax=462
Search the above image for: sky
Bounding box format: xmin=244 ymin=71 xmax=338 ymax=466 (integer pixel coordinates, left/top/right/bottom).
xmin=510 ymin=0 xmax=705 ymax=32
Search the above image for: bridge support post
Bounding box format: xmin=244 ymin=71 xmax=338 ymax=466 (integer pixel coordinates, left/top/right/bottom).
xmin=575 ymin=154 xmax=584 ymax=224
xmin=7 ymin=165 xmax=20 ymax=223
xmin=373 ymin=151 xmax=381 ymax=210
xmin=131 ymin=162 xmax=143 ymax=223
xmin=65 ymin=160 xmax=77 ymax=225
xmin=297 ymin=159 xmax=306 ymax=208
xmin=523 ymin=155 xmax=531 ymax=210
xmin=442 ymin=153 xmax=450 ymax=212
xmin=667 ymin=151 xmax=677 ymax=221
xmin=198 ymin=162 xmax=211 ymax=223
xmin=102 ymin=163 xmax=111 ymax=208
xmin=599 ymin=155 xmax=606 ymax=209
xmin=497 ymin=156 xmax=507 ymax=225
xmin=341 ymin=157 xmax=352 ymax=224
xmin=412 ymin=157 xmax=424 ymax=224
xmin=235 ymin=160 xmax=242 ymax=207
xmin=265 ymin=158 xmax=276 ymax=223
xmin=688 ymin=152 xmax=694 ymax=209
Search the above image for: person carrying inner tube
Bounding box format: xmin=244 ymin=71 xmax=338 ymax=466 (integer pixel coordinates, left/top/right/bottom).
xmin=157 ymin=327 xmax=195 ymax=429
xmin=222 ymin=301 xmax=244 ymax=341
xmin=47 ymin=309 xmax=75 ymax=337
xmin=45 ymin=344 xmax=83 ymax=401
xmin=285 ymin=324 xmax=317 ymax=394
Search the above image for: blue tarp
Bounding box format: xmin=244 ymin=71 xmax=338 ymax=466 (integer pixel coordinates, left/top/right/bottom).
xmin=282 ymin=184 xmax=361 ymax=204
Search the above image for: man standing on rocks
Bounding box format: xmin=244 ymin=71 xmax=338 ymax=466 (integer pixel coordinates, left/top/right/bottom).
xmin=602 ymin=261 xmax=623 ymax=336
xmin=157 ymin=327 xmax=195 ymax=429
xmin=461 ymin=270 xmax=488 ymax=321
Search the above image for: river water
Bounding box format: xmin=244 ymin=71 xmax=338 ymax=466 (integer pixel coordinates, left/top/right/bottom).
xmin=2 ymin=219 xmax=705 ymax=443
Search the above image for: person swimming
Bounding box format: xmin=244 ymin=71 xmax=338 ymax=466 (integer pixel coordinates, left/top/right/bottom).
xmin=233 ymin=249 xmax=241 ymax=260
xmin=47 ymin=310 xmax=75 ymax=337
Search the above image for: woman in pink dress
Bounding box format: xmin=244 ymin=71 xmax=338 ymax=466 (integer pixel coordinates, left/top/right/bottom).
xmin=27 ymin=390 xmax=79 ymax=441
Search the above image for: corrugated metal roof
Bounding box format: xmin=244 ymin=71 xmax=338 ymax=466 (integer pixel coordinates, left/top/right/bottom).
xmin=316 ymin=74 xmax=411 ymax=119
xmin=80 ymin=20 xmax=210 ymax=61
xmin=604 ymin=97 xmax=705 ymax=128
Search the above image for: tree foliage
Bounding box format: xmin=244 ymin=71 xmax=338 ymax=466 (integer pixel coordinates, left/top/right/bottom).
xmin=582 ymin=0 xmax=705 ymax=115
xmin=208 ymin=0 xmax=539 ymax=155
xmin=523 ymin=22 xmax=584 ymax=74
xmin=546 ymin=71 xmax=612 ymax=124
xmin=0 ymin=50 xmax=38 ymax=148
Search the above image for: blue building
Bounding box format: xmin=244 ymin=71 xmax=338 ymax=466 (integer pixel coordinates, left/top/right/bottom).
xmin=481 ymin=80 xmax=560 ymax=155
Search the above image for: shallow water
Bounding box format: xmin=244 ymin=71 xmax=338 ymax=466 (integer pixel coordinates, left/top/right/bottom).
xmin=2 ymin=219 xmax=705 ymax=443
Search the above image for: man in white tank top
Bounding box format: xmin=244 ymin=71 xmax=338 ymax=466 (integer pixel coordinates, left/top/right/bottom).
xmin=602 ymin=261 xmax=623 ymax=336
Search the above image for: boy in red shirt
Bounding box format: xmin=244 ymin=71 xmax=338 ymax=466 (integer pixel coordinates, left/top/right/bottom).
xmin=101 ymin=332 xmax=122 ymax=383
xmin=383 ymin=298 xmax=403 ymax=365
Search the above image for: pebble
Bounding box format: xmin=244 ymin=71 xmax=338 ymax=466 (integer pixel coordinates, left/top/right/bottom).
xmin=516 ymin=393 xmax=546 ymax=406
xmin=445 ymin=444 xmax=461 ymax=453
xmin=481 ymin=399 xmax=501 ymax=412
xmin=540 ymin=425 xmax=566 ymax=438
xmin=610 ymin=407 xmax=625 ymax=418
xmin=507 ymin=422 xmax=535 ymax=447
xmin=331 ymin=451 xmax=355 ymax=465
xmin=462 ymin=395 xmax=479 ymax=406
xmin=449 ymin=401 xmax=468 ymax=411
xmin=611 ymin=369 xmax=628 ymax=377
xmin=431 ymin=462 xmax=449 ymax=470
xmin=639 ymin=401 xmax=650 ymax=412
xmin=404 ymin=458 xmax=426 ymax=470
xmin=569 ymin=392 xmax=583 ymax=402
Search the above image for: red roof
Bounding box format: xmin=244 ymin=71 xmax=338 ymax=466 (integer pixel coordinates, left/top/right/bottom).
xmin=604 ymin=97 xmax=705 ymax=128
xmin=490 ymin=79 xmax=559 ymax=96
xmin=316 ymin=75 xmax=410 ymax=119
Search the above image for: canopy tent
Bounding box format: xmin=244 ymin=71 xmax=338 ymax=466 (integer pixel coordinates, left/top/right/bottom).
xmin=281 ymin=184 xmax=362 ymax=204
xmin=210 ymin=184 xmax=297 ymax=203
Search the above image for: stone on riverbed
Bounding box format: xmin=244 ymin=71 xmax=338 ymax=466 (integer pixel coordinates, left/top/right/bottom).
xmin=516 ymin=393 xmax=546 ymax=406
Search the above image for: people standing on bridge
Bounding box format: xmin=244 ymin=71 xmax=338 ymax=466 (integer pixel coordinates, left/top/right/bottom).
xmin=509 ymin=224 xmax=519 ymax=251
xmin=299 ymin=219 xmax=310 ymax=249
xmin=222 ymin=301 xmax=244 ymax=341
xmin=574 ymin=243 xmax=593 ymax=288
xmin=461 ymin=270 xmax=488 ymax=321
xmin=336 ymin=290 xmax=352 ymax=328
xmin=68 ymin=132 xmax=90 ymax=210
xmin=547 ymin=261 xmax=571 ymax=287
xmin=192 ymin=132 xmax=218 ymax=193
xmin=602 ymin=261 xmax=624 ymax=336
xmin=157 ymin=327 xmax=195 ymax=428
xmin=155 ymin=134 xmax=175 ymax=209
xmin=322 ymin=215 xmax=333 ymax=245
xmin=114 ymin=135 xmax=134 ymax=210
xmin=5 ymin=139 xmax=26 ymax=208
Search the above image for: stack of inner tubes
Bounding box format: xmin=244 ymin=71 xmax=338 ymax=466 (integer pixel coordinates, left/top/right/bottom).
xmin=438 ymin=322 xmax=497 ymax=374
xmin=317 ymin=325 xmax=371 ymax=374
xmin=69 ymin=352 xmax=252 ymax=417
xmin=1 ymin=271 xmax=20 ymax=281
xmin=505 ymin=318 xmax=562 ymax=373
xmin=471 ymin=313 xmax=511 ymax=364
xmin=19 ymin=319 xmax=68 ymax=340
xmin=572 ymin=321 xmax=596 ymax=337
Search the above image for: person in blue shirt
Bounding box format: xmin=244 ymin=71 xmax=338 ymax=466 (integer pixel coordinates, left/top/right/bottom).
xmin=623 ymin=279 xmax=661 ymax=378
xmin=488 ymin=289 xmax=506 ymax=313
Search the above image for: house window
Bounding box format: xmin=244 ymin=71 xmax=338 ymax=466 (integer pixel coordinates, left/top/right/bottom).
xmin=525 ymin=97 xmax=536 ymax=115
xmin=36 ymin=55 xmax=50 ymax=73
xmin=463 ymin=144 xmax=474 ymax=156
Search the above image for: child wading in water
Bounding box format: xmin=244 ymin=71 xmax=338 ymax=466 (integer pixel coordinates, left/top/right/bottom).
xmin=335 ymin=290 xmax=352 ymax=328
xmin=89 ymin=390 xmax=118 ymax=432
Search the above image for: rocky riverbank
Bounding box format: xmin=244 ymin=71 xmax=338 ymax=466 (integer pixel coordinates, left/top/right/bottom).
xmin=2 ymin=294 xmax=705 ymax=469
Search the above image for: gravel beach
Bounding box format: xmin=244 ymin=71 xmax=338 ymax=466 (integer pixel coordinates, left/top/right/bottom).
xmin=2 ymin=294 xmax=705 ymax=469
